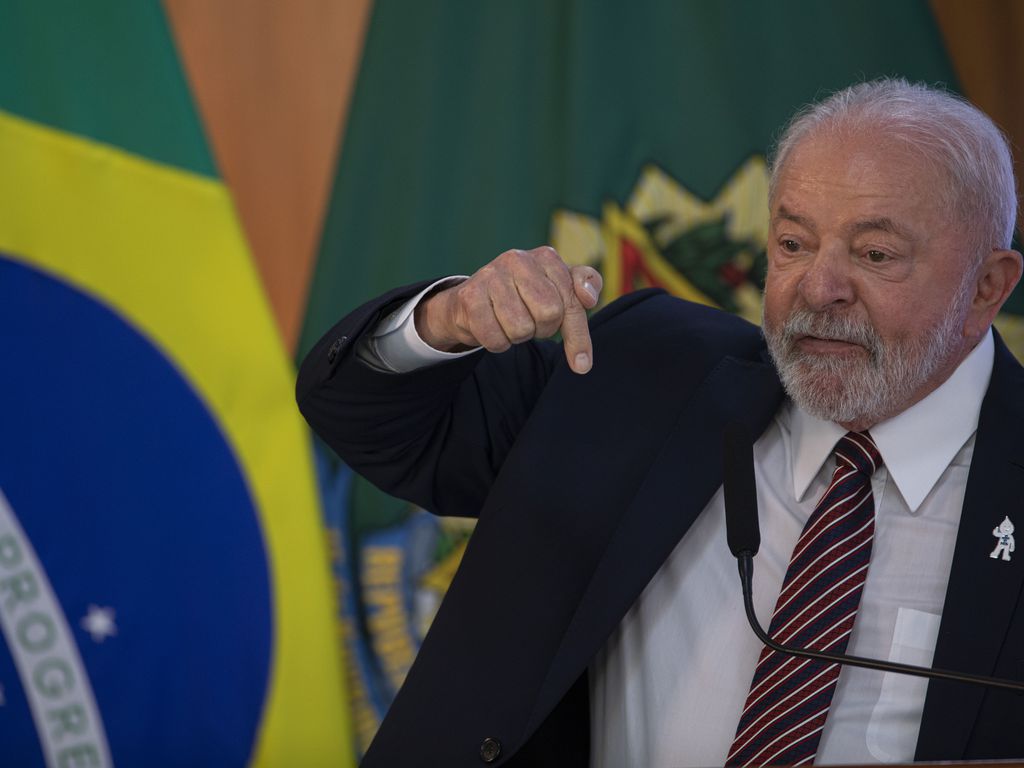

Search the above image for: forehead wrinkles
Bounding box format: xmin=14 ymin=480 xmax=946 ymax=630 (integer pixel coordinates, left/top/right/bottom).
xmin=770 ymin=142 xmax=955 ymax=247
xmin=771 ymin=130 xmax=959 ymax=227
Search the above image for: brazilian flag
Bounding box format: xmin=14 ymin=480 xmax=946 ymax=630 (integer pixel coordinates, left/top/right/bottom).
xmin=299 ymin=0 xmax=1024 ymax=759
xmin=0 ymin=3 xmax=350 ymax=766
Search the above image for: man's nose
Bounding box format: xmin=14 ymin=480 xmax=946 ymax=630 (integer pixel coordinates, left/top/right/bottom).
xmin=797 ymin=245 xmax=855 ymax=311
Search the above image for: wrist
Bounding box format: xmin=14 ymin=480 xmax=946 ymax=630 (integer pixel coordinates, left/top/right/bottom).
xmin=414 ymin=287 xmax=470 ymax=352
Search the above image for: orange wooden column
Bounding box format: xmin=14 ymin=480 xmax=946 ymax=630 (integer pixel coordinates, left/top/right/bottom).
xmin=164 ymin=0 xmax=373 ymax=354
xmin=932 ymin=0 xmax=1024 ymax=233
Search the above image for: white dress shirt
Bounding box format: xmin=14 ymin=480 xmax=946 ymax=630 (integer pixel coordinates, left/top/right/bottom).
xmin=590 ymin=331 xmax=993 ymax=767
xmin=365 ymin=287 xmax=995 ymax=766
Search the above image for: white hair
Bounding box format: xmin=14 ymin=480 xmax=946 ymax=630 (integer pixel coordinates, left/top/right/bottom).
xmin=769 ymin=78 xmax=1018 ymax=254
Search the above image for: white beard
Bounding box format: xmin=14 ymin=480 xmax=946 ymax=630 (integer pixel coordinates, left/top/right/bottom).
xmin=763 ymin=281 xmax=973 ymax=427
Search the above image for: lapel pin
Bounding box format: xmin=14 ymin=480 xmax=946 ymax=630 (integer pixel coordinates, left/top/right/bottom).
xmin=990 ymin=516 xmax=1016 ymax=562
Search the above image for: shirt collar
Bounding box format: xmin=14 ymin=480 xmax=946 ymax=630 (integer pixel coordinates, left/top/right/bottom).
xmin=788 ymin=328 xmax=994 ymax=512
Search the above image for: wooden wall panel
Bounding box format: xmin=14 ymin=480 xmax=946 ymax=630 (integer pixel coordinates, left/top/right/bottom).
xmin=932 ymin=0 xmax=1024 ymax=233
xmin=164 ymin=0 xmax=373 ymax=353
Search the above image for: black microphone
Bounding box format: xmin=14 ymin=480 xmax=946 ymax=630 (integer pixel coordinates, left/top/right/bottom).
xmin=723 ymin=421 xmax=761 ymax=560
xmin=722 ymin=421 xmax=1024 ymax=693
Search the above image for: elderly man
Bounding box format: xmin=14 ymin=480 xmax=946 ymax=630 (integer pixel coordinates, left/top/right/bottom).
xmin=298 ymin=79 xmax=1024 ymax=767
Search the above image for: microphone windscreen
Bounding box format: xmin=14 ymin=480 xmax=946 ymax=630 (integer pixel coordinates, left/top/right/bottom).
xmin=723 ymin=421 xmax=761 ymax=557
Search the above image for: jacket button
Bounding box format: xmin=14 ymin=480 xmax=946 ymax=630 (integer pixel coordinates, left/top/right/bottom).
xmin=326 ymin=336 xmax=347 ymax=363
xmin=479 ymin=737 xmax=501 ymax=763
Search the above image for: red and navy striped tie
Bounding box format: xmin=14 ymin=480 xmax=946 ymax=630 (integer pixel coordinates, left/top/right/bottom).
xmin=726 ymin=431 xmax=882 ymax=767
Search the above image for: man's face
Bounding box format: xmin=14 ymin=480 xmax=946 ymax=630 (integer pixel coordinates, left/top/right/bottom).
xmin=762 ymin=130 xmax=980 ymax=430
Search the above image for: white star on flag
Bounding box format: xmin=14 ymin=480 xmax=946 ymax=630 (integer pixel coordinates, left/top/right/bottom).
xmin=81 ymin=605 xmax=118 ymax=643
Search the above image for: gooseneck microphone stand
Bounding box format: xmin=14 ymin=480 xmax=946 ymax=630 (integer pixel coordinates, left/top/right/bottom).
xmin=722 ymin=421 xmax=1024 ymax=694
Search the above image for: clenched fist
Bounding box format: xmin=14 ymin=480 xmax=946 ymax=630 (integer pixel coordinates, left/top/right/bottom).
xmin=414 ymin=246 xmax=603 ymax=374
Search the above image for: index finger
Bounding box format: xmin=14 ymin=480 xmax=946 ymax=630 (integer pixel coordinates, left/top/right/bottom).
xmin=532 ymin=246 xmax=595 ymax=374
xmin=559 ymin=286 xmax=593 ymax=374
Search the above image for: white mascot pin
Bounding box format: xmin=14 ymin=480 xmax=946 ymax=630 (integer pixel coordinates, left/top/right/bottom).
xmin=990 ymin=516 xmax=1016 ymax=562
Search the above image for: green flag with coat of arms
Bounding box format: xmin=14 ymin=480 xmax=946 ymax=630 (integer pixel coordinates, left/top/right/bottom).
xmin=298 ymin=0 xmax=1023 ymax=756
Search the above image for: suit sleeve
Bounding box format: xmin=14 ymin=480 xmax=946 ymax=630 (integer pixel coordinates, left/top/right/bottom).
xmin=296 ymin=282 xmax=664 ymax=518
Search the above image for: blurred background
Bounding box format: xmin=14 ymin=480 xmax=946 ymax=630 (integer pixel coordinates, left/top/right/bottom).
xmin=1 ymin=1 xmax=1022 ymax=765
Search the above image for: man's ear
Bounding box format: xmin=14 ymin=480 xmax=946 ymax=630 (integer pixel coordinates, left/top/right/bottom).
xmin=963 ymin=248 xmax=1023 ymax=338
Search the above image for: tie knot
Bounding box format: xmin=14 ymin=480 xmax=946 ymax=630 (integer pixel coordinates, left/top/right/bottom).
xmin=835 ymin=431 xmax=882 ymax=477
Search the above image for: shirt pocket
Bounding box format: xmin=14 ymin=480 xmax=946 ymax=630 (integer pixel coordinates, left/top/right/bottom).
xmin=866 ymin=608 xmax=942 ymax=762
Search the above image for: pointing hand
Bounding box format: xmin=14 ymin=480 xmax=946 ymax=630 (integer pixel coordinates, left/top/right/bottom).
xmin=414 ymin=246 xmax=603 ymax=374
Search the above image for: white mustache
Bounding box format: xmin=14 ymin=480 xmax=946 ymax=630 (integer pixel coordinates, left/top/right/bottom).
xmin=779 ymin=309 xmax=882 ymax=362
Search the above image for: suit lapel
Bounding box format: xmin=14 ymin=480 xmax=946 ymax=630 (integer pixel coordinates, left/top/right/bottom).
xmin=524 ymin=354 xmax=784 ymax=734
xmin=915 ymin=335 xmax=1024 ymax=760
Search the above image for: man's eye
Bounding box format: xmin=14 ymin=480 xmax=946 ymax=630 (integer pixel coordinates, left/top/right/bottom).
xmin=781 ymin=239 xmax=801 ymax=253
xmin=866 ymin=250 xmax=889 ymax=263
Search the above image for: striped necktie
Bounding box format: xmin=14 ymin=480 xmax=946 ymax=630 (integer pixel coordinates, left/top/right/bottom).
xmin=726 ymin=431 xmax=883 ymax=767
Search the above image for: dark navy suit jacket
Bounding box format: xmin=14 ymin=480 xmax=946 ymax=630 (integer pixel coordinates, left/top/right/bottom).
xmin=297 ymin=283 xmax=1024 ymax=768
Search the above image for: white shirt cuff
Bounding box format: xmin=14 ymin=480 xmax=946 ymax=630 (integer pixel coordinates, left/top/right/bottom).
xmin=362 ymin=276 xmax=481 ymax=373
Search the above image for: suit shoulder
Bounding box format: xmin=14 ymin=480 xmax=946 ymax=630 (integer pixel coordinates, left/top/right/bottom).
xmin=590 ymin=288 xmax=765 ymax=360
